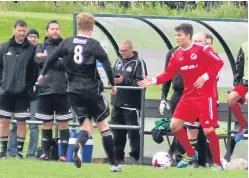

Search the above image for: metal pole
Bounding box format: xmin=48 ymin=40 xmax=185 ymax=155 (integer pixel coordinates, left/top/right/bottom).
xmin=139 ymin=89 xmax=146 ymax=165
xmin=225 ymin=101 xmax=232 ymax=162
xmin=73 ymin=13 xmax=77 ymax=36
xmin=10 ymin=120 xmax=141 ymax=130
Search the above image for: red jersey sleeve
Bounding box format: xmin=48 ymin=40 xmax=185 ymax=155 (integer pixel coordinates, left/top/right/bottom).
xmin=156 ymin=54 xmax=178 ymax=84
xmin=202 ymin=46 xmax=224 ymax=80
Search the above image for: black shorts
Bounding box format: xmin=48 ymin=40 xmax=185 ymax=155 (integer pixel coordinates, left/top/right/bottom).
xmin=35 ymin=94 xmax=72 ymax=122
xmin=68 ymin=92 xmax=109 ymax=124
xmin=0 ymin=94 xmax=30 ymax=120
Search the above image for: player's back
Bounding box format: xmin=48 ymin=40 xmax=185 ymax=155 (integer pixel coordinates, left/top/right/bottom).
xmin=60 ymin=36 xmax=104 ymax=95
xmin=172 ymin=43 xmax=222 ymax=98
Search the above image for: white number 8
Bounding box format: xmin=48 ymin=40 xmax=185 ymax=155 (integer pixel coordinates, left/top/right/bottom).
xmin=73 ymin=45 xmax=83 ymax=64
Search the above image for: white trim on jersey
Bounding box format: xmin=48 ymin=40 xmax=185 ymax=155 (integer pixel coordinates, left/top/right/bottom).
xmin=120 ymin=107 xmax=137 ymax=111
xmin=0 ymin=109 xmax=12 ymax=117
xmin=208 ymin=97 xmax=213 ymax=120
xmin=95 ymin=92 xmax=108 ymax=122
xmin=181 ymin=42 xmax=194 ymax=51
xmin=138 ymin=56 xmax=146 ymax=77
xmin=209 ymin=51 xmax=221 ymax=60
xmin=184 ymin=121 xmax=200 ymax=128
xmin=35 ymin=113 xmax=53 ymax=120
xmin=14 ymin=112 xmax=30 ymax=118
xmin=56 ymin=113 xmax=73 ymax=121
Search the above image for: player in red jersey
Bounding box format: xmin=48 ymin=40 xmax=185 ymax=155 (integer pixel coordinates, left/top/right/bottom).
xmin=138 ymin=23 xmax=224 ymax=171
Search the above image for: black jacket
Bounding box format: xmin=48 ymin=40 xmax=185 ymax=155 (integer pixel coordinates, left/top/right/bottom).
xmin=234 ymin=45 xmax=248 ymax=86
xmin=0 ymin=36 xmax=37 ymax=96
xmin=40 ymin=36 xmax=115 ymax=98
xmin=161 ymin=47 xmax=184 ymax=100
xmin=35 ymin=37 xmax=67 ymax=95
xmin=111 ymin=51 xmax=147 ymax=109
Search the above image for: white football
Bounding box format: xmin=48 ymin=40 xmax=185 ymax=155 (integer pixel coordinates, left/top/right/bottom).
xmin=152 ymin=152 xmax=172 ymax=168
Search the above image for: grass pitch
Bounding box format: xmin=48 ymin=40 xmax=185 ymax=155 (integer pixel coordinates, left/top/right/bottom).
xmin=0 ymin=159 xmax=248 ymax=178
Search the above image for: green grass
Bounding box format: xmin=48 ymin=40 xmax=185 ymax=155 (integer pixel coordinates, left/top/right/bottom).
xmin=0 ymin=159 xmax=247 ymax=178
xmin=0 ymin=1 xmax=247 ymax=18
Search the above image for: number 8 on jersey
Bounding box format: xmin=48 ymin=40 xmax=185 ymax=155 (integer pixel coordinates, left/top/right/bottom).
xmin=74 ymin=45 xmax=84 ymax=64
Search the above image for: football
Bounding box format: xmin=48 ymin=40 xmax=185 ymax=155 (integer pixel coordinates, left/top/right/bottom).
xmin=152 ymin=152 xmax=172 ymax=168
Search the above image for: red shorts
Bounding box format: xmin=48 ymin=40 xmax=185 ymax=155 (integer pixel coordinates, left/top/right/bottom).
xmin=232 ymin=85 xmax=248 ymax=101
xmin=173 ymin=96 xmax=218 ymax=128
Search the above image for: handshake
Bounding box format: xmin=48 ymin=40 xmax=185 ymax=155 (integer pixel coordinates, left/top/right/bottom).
xmin=159 ymin=100 xmax=171 ymax=115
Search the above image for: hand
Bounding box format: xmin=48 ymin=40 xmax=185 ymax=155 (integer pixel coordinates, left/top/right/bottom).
xmin=138 ymin=76 xmax=153 ymax=88
xmin=110 ymin=86 xmax=117 ymax=95
xmin=159 ymin=100 xmax=171 ymax=115
xmin=37 ymin=75 xmax=46 ymax=85
xmin=36 ymin=53 xmax=47 ymax=57
xmin=194 ymin=75 xmax=206 ymax=88
xmin=114 ymin=75 xmax=124 ymax=84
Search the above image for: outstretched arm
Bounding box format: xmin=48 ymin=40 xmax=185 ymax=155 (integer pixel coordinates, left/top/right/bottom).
xmin=138 ymin=55 xmax=178 ymax=88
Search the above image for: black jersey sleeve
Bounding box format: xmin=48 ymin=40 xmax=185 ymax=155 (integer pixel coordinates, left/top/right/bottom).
xmin=93 ymin=42 xmax=115 ymax=86
xmin=41 ymin=42 xmax=63 ymax=76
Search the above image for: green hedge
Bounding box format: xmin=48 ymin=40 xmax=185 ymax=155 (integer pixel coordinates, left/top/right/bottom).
xmin=0 ymin=1 xmax=247 ymax=19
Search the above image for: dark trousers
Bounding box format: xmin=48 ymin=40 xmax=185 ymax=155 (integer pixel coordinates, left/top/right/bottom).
xmin=111 ymin=107 xmax=140 ymax=161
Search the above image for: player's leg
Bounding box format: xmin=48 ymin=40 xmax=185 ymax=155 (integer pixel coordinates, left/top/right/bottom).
xmin=55 ymin=94 xmax=73 ymax=162
xmin=68 ymin=93 xmax=93 ymax=168
xmin=26 ymin=100 xmax=39 ymax=158
xmin=7 ymin=122 xmax=17 ymax=157
xmin=245 ymin=92 xmax=248 ymax=104
xmin=185 ymin=123 xmax=199 ymax=167
xmin=200 ymin=97 xmax=223 ymax=171
xmin=92 ymin=93 xmax=122 ymax=172
xmin=186 ymin=124 xmax=199 ymax=152
xmin=227 ymin=85 xmax=248 ymax=142
xmin=0 ymin=95 xmax=13 ymax=158
xmin=196 ymin=126 xmax=209 ymax=167
xmin=14 ymin=95 xmax=32 ymax=159
xmin=169 ymin=91 xmax=185 ymax=163
xmin=170 ymin=99 xmax=198 ymax=168
xmin=35 ymin=95 xmax=54 ymax=160
xmin=124 ymin=109 xmax=140 ymax=162
xmin=111 ymin=107 xmax=127 ymax=164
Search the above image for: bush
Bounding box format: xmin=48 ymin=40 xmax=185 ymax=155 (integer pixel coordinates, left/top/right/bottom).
xmin=0 ymin=1 xmax=247 ymax=19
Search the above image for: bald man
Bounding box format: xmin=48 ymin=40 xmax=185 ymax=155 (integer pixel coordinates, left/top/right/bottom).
xmin=191 ymin=32 xmax=220 ymax=167
xmin=111 ymin=40 xmax=147 ymax=164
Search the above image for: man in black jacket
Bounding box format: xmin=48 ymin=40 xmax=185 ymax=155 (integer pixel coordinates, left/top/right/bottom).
xmin=0 ymin=20 xmax=37 ymax=159
xmin=35 ymin=20 xmax=72 ymax=162
xmin=8 ymin=28 xmax=40 ymax=158
xmin=37 ymin=13 xmax=122 ymax=172
xmin=111 ymin=40 xmax=147 ymax=164
xmin=159 ymin=46 xmax=186 ymax=164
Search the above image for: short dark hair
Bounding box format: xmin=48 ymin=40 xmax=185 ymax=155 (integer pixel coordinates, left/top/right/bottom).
xmin=46 ymin=20 xmax=60 ymax=30
xmin=175 ymin=23 xmax=193 ymax=39
xmin=14 ymin=20 xmax=27 ymax=28
xmin=205 ymin=33 xmax=214 ymax=44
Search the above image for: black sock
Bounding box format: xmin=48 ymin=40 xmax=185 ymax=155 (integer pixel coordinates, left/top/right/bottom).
xmin=60 ymin=129 xmax=70 ymax=157
xmin=101 ymin=130 xmax=116 ymax=165
xmin=189 ymin=139 xmax=198 ymax=150
xmin=206 ymin=141 xmax=213 ymax=164
xmin=77 ymin=130 xmax=89 ymax=148
xmin=17 ymin=137 xmax=25 ymax=154
xmin=42 ymin=129 xmax=53 ymax=155
xmin=0 ymin=136 xmax=8 ymax=153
